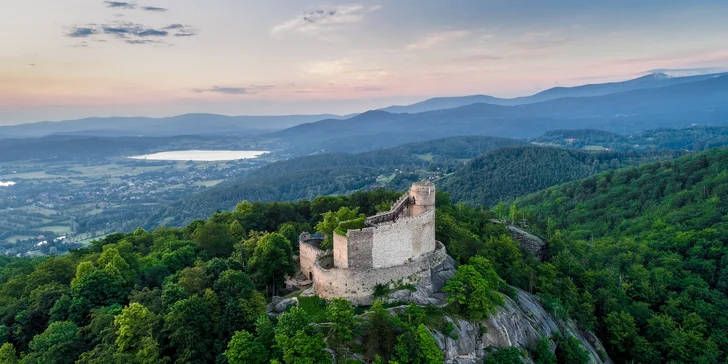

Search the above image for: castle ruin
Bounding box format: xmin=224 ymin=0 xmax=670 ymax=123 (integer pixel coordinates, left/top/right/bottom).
xmin=299 ymin=182 xmax=447 ymax=305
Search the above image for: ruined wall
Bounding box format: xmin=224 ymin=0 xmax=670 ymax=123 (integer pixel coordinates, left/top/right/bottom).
xmin=408 ymin=181 xmax=436 ymax=216
xmin=344 ymin=229 xmax=374 ymax=269
xmin=299 ymin=241 xmax=324 ymax=280
xmin=370 ymin=209 xmax=436 ymax=268
xmin=334 ymin=208 xmax=436 ymax=270
xmin=333 ymin=232 xmax=349 ymax=269
xmin=312 ymin=242 xmax=448 ymax=305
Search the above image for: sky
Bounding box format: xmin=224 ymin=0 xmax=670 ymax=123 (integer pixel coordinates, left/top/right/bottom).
xmin=1 ymin=0 xmax=728 ymax=124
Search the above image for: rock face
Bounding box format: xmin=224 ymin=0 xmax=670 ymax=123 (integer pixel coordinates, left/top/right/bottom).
xmin=384 ymin=254 xmax=457 ymax=306
xmin=267 ymin=296 xmax=299 ymax=314
xmin=507 ymin=225 xmax=547 ymax=261
xmin=432 ymin=288 xmax=611 ymax=364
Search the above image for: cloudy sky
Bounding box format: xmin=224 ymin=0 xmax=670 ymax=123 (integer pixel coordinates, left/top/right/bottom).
xmin=2 ymin=0 xmax=728 ymax=124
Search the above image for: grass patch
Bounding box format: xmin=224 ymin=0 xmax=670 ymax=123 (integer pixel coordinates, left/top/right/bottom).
xmin=334 ymin=217 xmax=368 ymax=236
xmin=373 ymin=283 xmax=392 ymax=298
xmin=38 ymin=225 xmax=72 ymax=234
xmin=297 ymin=295 xmax=329 ymax=323
xmin=4 ymin=235 xmax=34 ymax=243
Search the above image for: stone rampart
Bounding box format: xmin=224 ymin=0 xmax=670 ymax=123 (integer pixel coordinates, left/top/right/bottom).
xmin=312 ymin=242 xmax=447 ymax=305
xmin=335 ymin=208 xmax=436 ymax=269
xmin=299 ymin=241 xmax=324 ymax=281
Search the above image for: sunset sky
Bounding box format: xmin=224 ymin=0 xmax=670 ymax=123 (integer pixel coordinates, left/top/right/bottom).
xmin=2 ymin=0 xmax=728 ymax=124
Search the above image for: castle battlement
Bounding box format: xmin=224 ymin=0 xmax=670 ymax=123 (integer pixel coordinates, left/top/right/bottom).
xmin=299 ymin=182 xmax=441 ymax=305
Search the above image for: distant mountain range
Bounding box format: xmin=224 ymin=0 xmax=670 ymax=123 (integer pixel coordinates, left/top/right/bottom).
xmin=272 ymin=74 xmax=728 ymax=153
xmin=379 ymin=72 xmax=727 ymax=113
xmin=2 ymin=71 xmax=726 ymax=141
xmin=0 ymin=113 xmax=346 ymax=139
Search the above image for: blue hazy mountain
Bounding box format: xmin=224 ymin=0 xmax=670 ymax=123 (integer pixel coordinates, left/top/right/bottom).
xmin=380 ymin=72 xmax=727 ymax=113
xmin=0 ymin=113 xmax=346 ymax=138
xmin=273 ymin=74 xmax=728 ymax=152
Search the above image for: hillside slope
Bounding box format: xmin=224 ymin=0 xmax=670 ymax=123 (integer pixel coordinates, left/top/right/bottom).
xmin=440 ymin=146 xmax=678 ymax=207
xmin=513 ymin=148 xmax=728 ymax=362
xmin=141 ymin=136 xmax=526 ymax=228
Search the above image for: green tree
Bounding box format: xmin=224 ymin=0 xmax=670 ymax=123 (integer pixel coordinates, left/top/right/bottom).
xmin=274 ymin=307 xmax=329 ymax=364
xmin=0 ymin=343 xmax=18 ymax=364
xmin=249 ymin=233 xmax=295 ymax=297
xmin=315 ymin=207 xmax=364 ymax=249
xmin=509 ymin=203 xmax=518 ymax=224
xmin=176 ymin=267 xmax=211 ymax=296
xmin=555 ymin=337 xmax=589 ymax=364
xmin=484 ymin=347 xmax=523 ymax=364
xmin=193 ymin=221 xmax=235 ymax=258
xmin=224 ymin=330 xmax=268 ymax=364
xmin=532 ymin=337 xmax=556 ymax=364
xmin=278 ymin=223 xmax=299 ymax=250
xmin=493 ymin=202 xmax=508 ymax=222
xmin=114 ymin=303 xmax=159 ymax=355
xmin=164 ymin=295 xmax=215 ymax=364
xmin=228 ymin=220 xmax=247 ymax=242
xmin=70 ymin=264 xmax=127 ymax=308
xmin=442 ymin=264 xmax=503 ymax=319
xmin=414 ymin=324 xmax=444 ymax=364
xmin=28 ymin=321 xmax=83 ymax=364
xmin=362 ymin=301 xmax=397 ymax=361
xmin=604 ymin=311 xmax=639 ymax=354
xmin=326 ymin=298 xmax=356 ymax=342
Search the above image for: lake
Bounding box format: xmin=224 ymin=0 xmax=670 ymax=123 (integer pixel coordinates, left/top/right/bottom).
xmin=129 ymin=150 xmax=269 ymax=161
xmin=0 ymin=181 xmax=16 ymax=187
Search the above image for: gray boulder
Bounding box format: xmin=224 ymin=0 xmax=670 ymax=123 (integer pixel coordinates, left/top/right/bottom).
xmin=273 ymin=297 xmax=299 ymax=313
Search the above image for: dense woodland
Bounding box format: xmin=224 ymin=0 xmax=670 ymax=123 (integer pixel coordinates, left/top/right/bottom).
xmin=4 ymin=133 xmax=728 ymax=363
xmin=533 ymin=126 xmax=728 ymax=152
xmin=440 ymin=146 xmax=681 ymax=207
xmin=0 ymin=178 xmax=603 ymax=364
xmin=510 ymin=148 xmax=728 ymax=362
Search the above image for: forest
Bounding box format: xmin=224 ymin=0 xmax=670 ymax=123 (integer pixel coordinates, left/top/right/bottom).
xmin=3 ymin=141 xmax=728 ymax=363
xmin=0 ymin=179 xmax=601 ymax=364
xmin=439 ymin=146 xmax=681 ymax=206
xmin=510 ymin=147 xmax=728 ymax=362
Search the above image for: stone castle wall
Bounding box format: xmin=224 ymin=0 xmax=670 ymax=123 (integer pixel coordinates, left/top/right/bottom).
xmin=371 ymin=208 xmax=436 ymax=268
xmin=312 ymin=241 xmax=447 ymax=305
xmin=334 ymin=205 xmax=436 ymax=270
xmin=300 ymin=182 xmax=439 ymax=305
xmin=299 ymin=241 xmax=324 ymax=280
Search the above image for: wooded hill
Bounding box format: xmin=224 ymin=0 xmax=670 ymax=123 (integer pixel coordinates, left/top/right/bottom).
xmin=439 ymin=146 xmax=681 ymax=207
xmin=140 ymin=136 xmax=526 ymax=228
xmin=511 ymin=147 xmax=728 ymax=362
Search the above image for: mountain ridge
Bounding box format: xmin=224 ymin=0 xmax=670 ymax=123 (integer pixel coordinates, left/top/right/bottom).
xmin=0 ymin=113 xmax=347 ymax=139
xmin=379 ymin=71 xmax=728 ymax=114
xmin=270 ymin=75 xmax=728 ymax=153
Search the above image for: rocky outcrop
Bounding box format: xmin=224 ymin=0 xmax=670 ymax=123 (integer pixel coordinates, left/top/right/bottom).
xmin=267 ymin=296 xmax=299 ymax=314
xmin=507 ymin=225 xmax=547 ymax=261
xmin=384 ymin=254 xmax=457 ymax=306
xmin=432 ymin=288 xmax=611 ymax=364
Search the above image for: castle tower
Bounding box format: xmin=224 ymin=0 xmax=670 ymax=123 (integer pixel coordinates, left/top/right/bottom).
xmin=408 ymin=181 xmax=436 ymax=216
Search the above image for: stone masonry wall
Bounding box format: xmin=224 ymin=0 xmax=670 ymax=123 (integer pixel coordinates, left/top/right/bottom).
xmin=333 ymin=232 xmax=349 ymax=269
xmin=371 ymin=209 xmax=436 ymax=268
xmin=334 ymin=208 xmax=436 ymax=269
xmin=312 ymin=242 xmax=447 ymax=305
xmin=299 ymin=241 xmax=324 ymax=280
